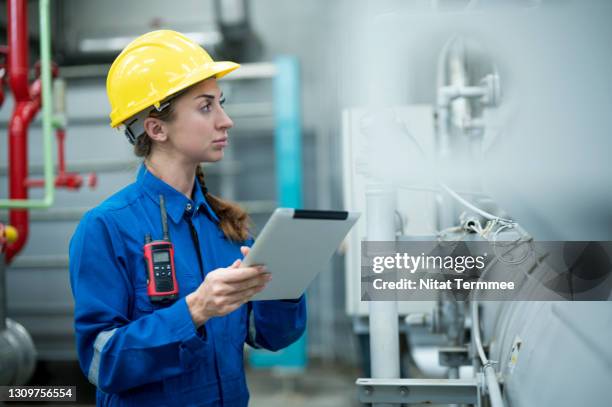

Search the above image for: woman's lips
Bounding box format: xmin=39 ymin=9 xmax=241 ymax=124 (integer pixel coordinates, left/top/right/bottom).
xmin=212 ymin=137 xmax=228 ymax=147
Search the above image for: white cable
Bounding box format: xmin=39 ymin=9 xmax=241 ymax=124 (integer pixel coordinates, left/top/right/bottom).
xmin=440 ymin=183 xmax=515 ymax=225
xmin=436 ymin=225 xmax=464 ymax=242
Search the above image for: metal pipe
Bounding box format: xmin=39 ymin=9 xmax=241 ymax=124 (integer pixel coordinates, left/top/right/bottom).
xmin=3 ymin=0 xmax=55 ymax=263
xmin=249 ymin=55 xmax=306 ymax=370
xmin=366 ymin=184 xmax=400 ymax=407
xmin=7 ymin=0 xmax=29 ymax=101
xmin=434 ymin=37 xmax=457 ymax=231
xmin=0 ymin=0 xmax=55 ymax=212
xmin=471 ymin=300 xmax=505 ymax=407
xmin=5 ymin=0 xmax=35 ymax=262
xmin=273 ymin=56 xmax=303 ymax=208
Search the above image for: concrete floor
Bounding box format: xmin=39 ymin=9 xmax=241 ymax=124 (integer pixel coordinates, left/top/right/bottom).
xmin=246 ymin=363 xmax=361 ymax=407
xmin=12 ymin=358 xmax=457 ymax=407
xmin=13 ymin=360 xmax=363 ymax=407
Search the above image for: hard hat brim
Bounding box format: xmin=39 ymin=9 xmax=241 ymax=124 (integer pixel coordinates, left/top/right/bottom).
xmin=109 ymin=60 xmax=240 ymax=128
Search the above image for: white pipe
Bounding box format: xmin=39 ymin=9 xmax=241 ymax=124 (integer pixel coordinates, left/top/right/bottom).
xmin=435 ymin=37 xmax=455 ymax=158
xmin=472 ymin=301 xmax=505 ymax=407
xmin=366 ymin=184 xmax=400 ymax=407
xmin=435 ymin=37 xmax=457 ymax=230
xmin=439 ymin=85 xmax=488 ymax=107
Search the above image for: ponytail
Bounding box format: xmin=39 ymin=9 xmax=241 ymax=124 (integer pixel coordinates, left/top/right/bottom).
xmin=195 ymin=164 xmax=251 ymax=242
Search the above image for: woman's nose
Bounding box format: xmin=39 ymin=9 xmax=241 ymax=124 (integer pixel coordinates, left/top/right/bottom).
xmin=217 ymin=108 xmax=234 ymax=131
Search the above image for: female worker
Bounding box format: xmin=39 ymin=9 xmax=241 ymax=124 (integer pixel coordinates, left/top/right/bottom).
xmin=68 ymin=30 xmax=306 ymax=406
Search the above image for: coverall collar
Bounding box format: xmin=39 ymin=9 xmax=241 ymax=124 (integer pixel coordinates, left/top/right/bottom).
xmin=136 ymin=163 xmax=219 ymax=224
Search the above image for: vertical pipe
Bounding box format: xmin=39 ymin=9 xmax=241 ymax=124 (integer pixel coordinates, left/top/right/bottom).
xmin=6 ymin=0 xmax=31 ymax=263
xmin=366 ymin=184 xmax=399 ymax=407
xmin=39 ymin=0 xmax=55 ymax=206
xmin=273 ymin=55 xmax=306 ymax=368
xmin=7 ymin=0 xmax=29 ymax=101
xmin=435 ymin=37 xmax=457 ymax=232
xmin=472 ymin=301 xmax=505 ymax=407
xmin=3 ymin=0 xmax=54 ymax=262
xmin=249 ymin=55 xmax=306 ymax=370
xmin=274 ymin=56 xmax=303 ymax=208
xmin=56 ymin=128 xmax=66 ymax=173
xmin=0 ymin=0 xmax=55 ymax=212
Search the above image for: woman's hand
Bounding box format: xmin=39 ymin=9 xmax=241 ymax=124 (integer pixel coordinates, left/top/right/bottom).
xmin=186 ymin=246 xmax=269 ymax=327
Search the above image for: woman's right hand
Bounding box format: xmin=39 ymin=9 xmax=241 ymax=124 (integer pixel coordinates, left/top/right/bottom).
xmin=186 ymin=260 xmax=271 ymax=327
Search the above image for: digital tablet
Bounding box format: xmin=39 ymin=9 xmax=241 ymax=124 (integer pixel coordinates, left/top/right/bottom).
xmin=243 ymin=208 xmax=360 ymax=301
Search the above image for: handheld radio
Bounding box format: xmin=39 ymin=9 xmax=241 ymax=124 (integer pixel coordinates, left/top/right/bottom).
xmin=143 ymin=195 xmax=179 ymax=303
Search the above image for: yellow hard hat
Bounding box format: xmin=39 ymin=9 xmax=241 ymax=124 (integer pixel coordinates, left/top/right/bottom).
xmin=106 ymin=30 xmax=240 ymax=128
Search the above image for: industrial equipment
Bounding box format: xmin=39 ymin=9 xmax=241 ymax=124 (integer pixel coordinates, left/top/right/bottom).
xmin=343 ymin=3 xmax=612 ymax=405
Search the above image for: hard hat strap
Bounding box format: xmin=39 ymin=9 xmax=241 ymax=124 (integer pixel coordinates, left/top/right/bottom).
xmin=121 ymin=92 xmax=181 ymax=144
xmin=124 ymin=124 xmax=138 ymax=145
xmin=123 ymin=112 xmax=147 ymax=145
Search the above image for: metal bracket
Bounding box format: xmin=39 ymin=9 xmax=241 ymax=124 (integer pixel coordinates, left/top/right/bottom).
xmin=356 ymin=378 xmax=481 ymax=405
xmin=439 ymin=346 xmax=471 ymax=367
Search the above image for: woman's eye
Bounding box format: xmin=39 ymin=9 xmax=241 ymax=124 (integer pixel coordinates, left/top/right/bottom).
xmin=200 ymin=103 xmax=212 ymax=113
xmin=219 ymin=97 xmax=226 ymax=108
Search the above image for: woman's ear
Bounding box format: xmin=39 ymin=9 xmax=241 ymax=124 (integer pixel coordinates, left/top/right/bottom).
xmin=143 ymin=117 xmax=168 ymax=142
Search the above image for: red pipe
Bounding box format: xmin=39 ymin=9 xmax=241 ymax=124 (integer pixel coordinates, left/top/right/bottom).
xmin=7 ymin=0 xmax=29 ymax=101
xmin=26 ymin=129 xmax=83 ymax=190
xmin=5 ymin=0 xmax=41 ymax=263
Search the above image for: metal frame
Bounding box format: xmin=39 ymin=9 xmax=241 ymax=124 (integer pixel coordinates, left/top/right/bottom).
xmin=356 ymin=377 xmax=482 ymax=405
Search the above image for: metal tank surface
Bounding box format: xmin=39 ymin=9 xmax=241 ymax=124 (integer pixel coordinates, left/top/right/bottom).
xmin=473 ymin=1 xmax=612 ymax=396
xmin=482 ymin=301 xmax=612 ymax=406
xmin=0 ymin=318 xmax=37 ymax=385
xmin=1 ymin=257 xmax=36 ymax=385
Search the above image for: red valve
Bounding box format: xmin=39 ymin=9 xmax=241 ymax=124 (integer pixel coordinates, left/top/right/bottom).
xmin=33 ymin=60 xmax=59 ymax=79
xmin=25 ymin=128 xmax=97 ymax=191
xmin=88 ymin=172 xmax=98 ymax=189
xmin=1 ymin=223 xmax=19 ymax=254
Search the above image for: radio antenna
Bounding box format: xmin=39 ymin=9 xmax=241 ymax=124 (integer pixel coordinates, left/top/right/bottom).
xmin=159 ymin=195 xmax=170 ymax=241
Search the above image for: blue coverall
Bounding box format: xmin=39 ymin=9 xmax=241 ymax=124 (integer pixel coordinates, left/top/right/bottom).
xmin=69 ymin=165 xmax=307 ymax=406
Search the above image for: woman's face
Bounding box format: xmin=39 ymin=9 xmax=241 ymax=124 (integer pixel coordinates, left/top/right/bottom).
xmin=165 ymin=78 xmax=233 ymax=163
